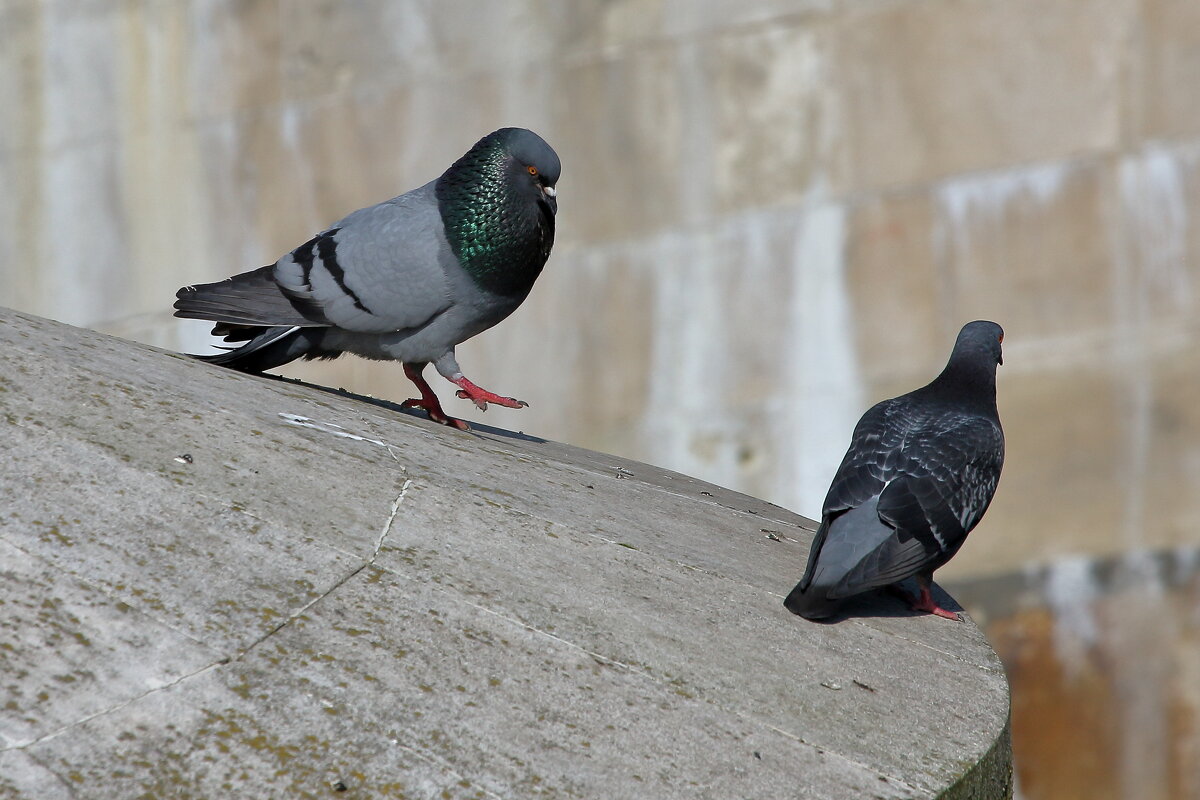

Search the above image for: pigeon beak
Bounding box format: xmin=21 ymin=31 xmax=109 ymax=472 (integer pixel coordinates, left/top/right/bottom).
xmin=540 ymin=185 xmax=558 ymax=214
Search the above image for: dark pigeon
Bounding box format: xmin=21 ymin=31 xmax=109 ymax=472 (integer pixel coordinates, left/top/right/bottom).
xmin=784 ymin=321 xmax=1005 ymax=621
xmin=174 ymin=127 xmax=560 ymax=430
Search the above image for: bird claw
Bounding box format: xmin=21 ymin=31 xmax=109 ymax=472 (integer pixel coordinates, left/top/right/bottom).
xmin=402 ymin=397 xmax=470 ymax=431
xmin=450 ymin=375 xmax=529 ymax=413
xmin=454 ymin=389 xmax=527 ymax=411
xmin=898 ymin=584 xmax=962 ymax=621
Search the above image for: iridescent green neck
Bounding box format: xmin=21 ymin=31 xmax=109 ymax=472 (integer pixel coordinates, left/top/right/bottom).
xmin=435 ymin=142 xmax=554 ymax=296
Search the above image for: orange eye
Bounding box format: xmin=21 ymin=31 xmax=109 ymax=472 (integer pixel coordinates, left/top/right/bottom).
xmin=527 ymin=165 xmax=538 ymax=176
xmin=998 ymin=333 xmax=1004 ymax=344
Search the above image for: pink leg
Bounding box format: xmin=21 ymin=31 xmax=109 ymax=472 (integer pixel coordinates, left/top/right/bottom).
xmin=449 ymin=375 xmax=528 ymax=412
xmin=909 ymin=575 xmax=961 ymax=621
xmin=401 ymin=363 xmax=469 ymax=430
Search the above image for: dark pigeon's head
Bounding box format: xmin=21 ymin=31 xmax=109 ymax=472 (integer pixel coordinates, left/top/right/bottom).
xmin=954 ymin=320 xmax=1005 ymax=367
xmin=480 ymin=127 xmax=560 ymax=215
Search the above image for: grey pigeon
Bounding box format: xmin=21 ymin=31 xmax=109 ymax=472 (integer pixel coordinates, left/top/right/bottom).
xmin=784 ymin=321 xmax=1005 ymax=621
xmin=174 ymin=127 xmax=560 ymax=430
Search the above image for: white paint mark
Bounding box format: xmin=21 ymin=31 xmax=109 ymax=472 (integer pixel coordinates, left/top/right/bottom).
xmin=278 ymin=413 xmax=402 ymax=462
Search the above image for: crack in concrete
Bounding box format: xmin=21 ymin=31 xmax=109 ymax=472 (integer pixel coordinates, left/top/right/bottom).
xmin=233 ymin=478 xmax=414 ymax=662
xmin=1 ymin=480 xmax=416 ymax=755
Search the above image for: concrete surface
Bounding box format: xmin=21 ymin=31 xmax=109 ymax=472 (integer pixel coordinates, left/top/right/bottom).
xmin=0 ymin=307 xmax=1011 ymax=799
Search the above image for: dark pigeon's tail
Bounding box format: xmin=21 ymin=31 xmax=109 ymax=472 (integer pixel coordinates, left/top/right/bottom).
xmin=783 ymin=583 xmax=839 ymax=620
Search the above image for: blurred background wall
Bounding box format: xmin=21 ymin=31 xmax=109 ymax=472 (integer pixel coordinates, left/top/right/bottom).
xmin=2 ymin=1 xmax=1199 ymax=797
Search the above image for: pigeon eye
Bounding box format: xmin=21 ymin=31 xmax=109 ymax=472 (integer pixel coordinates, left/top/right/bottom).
xmin=527 ymin=165 xmax=538 ymax=176
xmin=998 ymin=333 xmax=1004 ymax=344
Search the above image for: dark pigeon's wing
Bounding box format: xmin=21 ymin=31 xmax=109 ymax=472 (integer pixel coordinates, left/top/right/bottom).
xmin=829 ymin=414 xmax=1004 ymax=595
xmin=796 ymin=399 xmax=909 ymax=593
xmin=819 ymin=398 xmax=913 ymax=516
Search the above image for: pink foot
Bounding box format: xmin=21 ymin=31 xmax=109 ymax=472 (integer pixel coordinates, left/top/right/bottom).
xmin=402 ymin=364 xmax=469 ymax=430
xmin=450 ymin=375 xmax=529 ymax=412
xmin=910 ymin=582 xmax=961 ymax=621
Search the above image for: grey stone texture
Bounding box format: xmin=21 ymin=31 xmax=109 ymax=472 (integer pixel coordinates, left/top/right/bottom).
xmin=0 ymin=307 xmax=1012 ymax=798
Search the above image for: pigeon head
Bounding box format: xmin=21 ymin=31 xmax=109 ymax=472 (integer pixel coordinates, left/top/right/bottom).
xmin=436 ymin=128 xmax=560 ymax=296
xmin=954 ymin=320 xmax=1004 ymax=366
xmin=927 ymin=320 xmax=1004 ymax=400
xmin=502 ymin=128 xmax=561 ymax=213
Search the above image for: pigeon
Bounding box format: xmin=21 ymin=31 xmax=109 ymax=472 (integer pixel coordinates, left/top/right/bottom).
xmin=784 ymin=320 xmax=1005 ymax=621
xmin=174 ymin=127 xmax=560 ymax=430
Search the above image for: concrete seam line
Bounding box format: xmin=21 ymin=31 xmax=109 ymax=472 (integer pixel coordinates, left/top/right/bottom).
xmin=761 ymin=722 xmax=923 ymax=794
xmin=388 ymin=739 xmax=507 ymax=800
xmin=454 ymin=596 xmax=922 ymax=794
xmin=849 ymin=620 xmax=1007 ymax=674
xmin=1 ymin=660 xmax=225 ymax=752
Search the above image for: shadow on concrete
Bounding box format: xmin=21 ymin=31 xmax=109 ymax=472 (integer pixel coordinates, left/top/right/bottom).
xmin=237 ymin=369 xmax=549 ymax=444
xmin=790 ymin=580 xmax=966 ymax=624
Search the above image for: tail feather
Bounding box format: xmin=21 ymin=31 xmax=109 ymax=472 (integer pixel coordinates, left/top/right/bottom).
xmin=174 ymin=266 xmax=324 ymax=327
xmin=193 ymin=325 xmax=329 ymax=373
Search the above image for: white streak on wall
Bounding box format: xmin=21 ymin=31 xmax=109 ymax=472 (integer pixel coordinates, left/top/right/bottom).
xmin=1112 ymin=144 xmax=1200 ymax=553
xmin=1118 ymin=144 xmax=1193 ymax=312
xmin=639 ymin=201 xmax=861 ymax=518
xmin=781 ymin=202 xmax=860 ymax=517
xmin=1043 ymin=556 xmax=1099 ymax=675
xmin=934 ymin=159 xmax=1071 ymax=266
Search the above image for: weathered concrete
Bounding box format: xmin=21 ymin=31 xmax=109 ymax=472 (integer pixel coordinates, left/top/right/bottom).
xmin=0 ymin=307 xmax=1011 ymax=799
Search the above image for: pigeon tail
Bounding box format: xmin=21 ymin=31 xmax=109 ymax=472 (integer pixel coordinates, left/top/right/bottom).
xmin=192 ymin=326 xmax=328 ymax=374
xmin=783 ymin=583 xmax=840 ymax=620
xmin=174 ymin=266 xmax=323 ymax=328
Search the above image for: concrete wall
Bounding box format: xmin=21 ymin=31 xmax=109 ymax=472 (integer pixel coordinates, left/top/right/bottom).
xmin=3 ymin=0 xmax=1199 ymax=609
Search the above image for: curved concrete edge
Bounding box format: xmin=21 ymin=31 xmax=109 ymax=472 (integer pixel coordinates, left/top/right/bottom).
xmin=0 ymin=307 xmax=1012 ymax=798
xmin=939 ymin=716 xmax=1013 ymax=800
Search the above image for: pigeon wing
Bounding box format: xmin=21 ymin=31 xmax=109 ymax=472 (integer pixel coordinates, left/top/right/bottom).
xmin=273 ymin=181 xmax=455 ymax=334
xmin=173 ymin=265 xmax=327 ymax=328
xmin=830 ymin=414 xmax=1004 ymax=595
xmin=819 ymin=398 xmax=912 ymax=516
xmin=796 ymin=399 xmax=906 ymax=593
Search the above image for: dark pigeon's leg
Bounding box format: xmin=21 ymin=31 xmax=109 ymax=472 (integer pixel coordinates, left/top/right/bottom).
xmin=909 ymin=574 xmax=960 ymax=621
xmin=401 ymin=362 xmax=469 ymax=430
xmin=450 ymin=375 xmax=529 ymax=411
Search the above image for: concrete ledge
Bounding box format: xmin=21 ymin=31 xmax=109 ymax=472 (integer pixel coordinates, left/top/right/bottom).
xmin=0 ymin=307 xmax=1011 ymax=798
